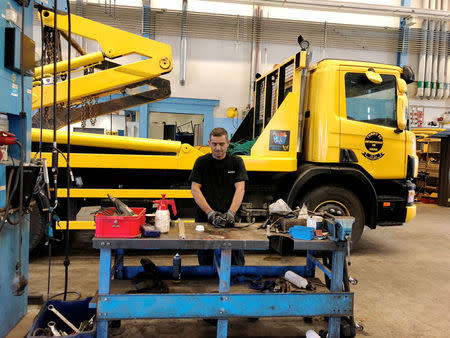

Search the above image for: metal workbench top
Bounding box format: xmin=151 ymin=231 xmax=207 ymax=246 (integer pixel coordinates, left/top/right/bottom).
xmin=93 ymin=221 xmax=345 ymax=251
xmin=93 ymin=222 xmax=269 ymax=250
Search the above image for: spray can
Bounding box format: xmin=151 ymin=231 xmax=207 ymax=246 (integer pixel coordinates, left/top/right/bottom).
xmin=172 ymin=253 xmax=181 ymax=281
xmin=153 ymin=194 xmax=177 ymax=233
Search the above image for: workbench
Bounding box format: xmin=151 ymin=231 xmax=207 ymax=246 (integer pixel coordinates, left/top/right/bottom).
xmin=92 ymin=222 xmax=353 ymax=338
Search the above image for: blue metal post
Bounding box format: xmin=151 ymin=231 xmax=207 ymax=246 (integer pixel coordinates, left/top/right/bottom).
xmin=397 ymin=0 xmax=411 ymax=67
xmin=97 ymin=248 xmax=112 ymax=338
xmin=328 ymin=246 xmax=345 ymax=338
xmin=217 ymin=249 xmax=231 ymax=338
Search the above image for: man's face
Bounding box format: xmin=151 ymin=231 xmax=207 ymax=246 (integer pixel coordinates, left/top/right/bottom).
xmin=209 ymin=135 xmax=229 ymax=160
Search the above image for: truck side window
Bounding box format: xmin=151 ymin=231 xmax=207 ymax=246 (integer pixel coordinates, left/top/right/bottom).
xmin=345 ymin=73 xmax=397 ymax=128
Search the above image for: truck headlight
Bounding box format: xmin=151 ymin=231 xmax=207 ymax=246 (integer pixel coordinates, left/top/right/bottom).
xmin=408 ymin=190 xmax=415 ymax=204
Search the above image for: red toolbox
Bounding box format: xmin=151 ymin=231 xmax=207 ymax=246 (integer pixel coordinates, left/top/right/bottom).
xmin=95 ymin=207 xmax=146 ymax=238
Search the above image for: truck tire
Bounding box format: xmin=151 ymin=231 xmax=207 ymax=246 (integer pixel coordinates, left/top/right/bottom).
xmin=29 ymin=201 xmax=47 ymax=253
xmin=29 ymin=192 xmax=50 ymax=253
xmin=297 ymin=185 xmax=365 ymax=244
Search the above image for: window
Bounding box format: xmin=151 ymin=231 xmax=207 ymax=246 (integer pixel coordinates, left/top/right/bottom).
xmin=345 ymin=73 xmax=397 ymax=128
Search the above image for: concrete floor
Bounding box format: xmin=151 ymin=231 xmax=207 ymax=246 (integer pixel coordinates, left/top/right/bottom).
xmin=7 ymin=203 xmax=450 ymax=337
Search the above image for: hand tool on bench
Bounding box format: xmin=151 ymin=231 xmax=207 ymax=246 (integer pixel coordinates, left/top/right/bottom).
xmin=48 ymin=304 xmax=80 ymax=333
xmin=47 ymin=321 xmax=61 ymax=336
xmin=178 ymin=219 xmax=185 ymax=239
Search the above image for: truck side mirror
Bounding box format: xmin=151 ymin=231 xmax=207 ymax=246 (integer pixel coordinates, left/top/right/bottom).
xmin=397 ymin=78 xmax=407 ymax=94
xmin=365 ymin=69 xmax=382 ymax=84
xmin=396 ymin=78 xmax=408 ymax=132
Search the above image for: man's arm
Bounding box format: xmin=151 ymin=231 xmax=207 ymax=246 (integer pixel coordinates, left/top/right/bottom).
xmin=191 ymin=181 xmax=213 ymax=215
xmin=229 ymin=181 xmax=245 ymax=213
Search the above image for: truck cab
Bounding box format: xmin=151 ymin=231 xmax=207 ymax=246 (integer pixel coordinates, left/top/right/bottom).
xmin=233 ymin=52 xmax=417 ymax=243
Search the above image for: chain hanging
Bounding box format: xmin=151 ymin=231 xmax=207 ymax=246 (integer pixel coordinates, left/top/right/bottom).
xmin=79 ymin=96 xmax=98 ymax=129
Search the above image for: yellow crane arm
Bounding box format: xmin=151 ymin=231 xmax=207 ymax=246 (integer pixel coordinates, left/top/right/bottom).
xmin=32 ymin=10 xmax=173 ymax=111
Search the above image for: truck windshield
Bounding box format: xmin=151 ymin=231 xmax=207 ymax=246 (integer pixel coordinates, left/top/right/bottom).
xmin=345 ymin=73 xmax=397 ymax=128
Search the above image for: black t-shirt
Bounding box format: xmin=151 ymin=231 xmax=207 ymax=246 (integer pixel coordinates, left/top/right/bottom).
xmin=189 ymin=153 xmax=248 ymax=221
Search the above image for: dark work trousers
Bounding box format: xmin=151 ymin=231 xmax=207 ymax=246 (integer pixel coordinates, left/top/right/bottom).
xmin=196 ymin=216 xmax=245 ymax=266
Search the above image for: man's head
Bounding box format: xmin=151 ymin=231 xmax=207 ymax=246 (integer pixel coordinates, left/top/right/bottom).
xmin=209 ymin=127 xmax=230 ymax=160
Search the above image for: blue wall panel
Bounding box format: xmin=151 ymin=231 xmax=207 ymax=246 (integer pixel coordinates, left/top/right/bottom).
xmin=213 ymin=118 xmax=242 ymax=138
xmin=147 ymin=97 xmax=219 ymax=145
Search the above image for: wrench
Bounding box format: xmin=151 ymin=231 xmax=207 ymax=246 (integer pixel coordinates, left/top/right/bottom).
xmin=47 ymin=321 xmax=61 ymax=336
xmin=48 ymin=304 xmax=80 ymax=333
xmin=79 ymin=314 xmax=96 ymax=331
xmin=348 ymin=276 xmax=358 ymax=285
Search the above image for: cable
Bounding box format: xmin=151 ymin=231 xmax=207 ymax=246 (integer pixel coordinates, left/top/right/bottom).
xmin=33 ymin=146 xmax=74 ymax=182
xmin=47 ymin=0 xmax=60 ymax=301
xmin=0 ymin=141 xmax=24 ymax=232
xmin=63 ymin=0 xmax=72 ymax=301
xmin=17 ymin=2 xmax=27 ymax=278
xmin=6 ymin=141 xmax=25 ymax=225
xmin=51 ymin=0 xmax=59 ymax=210
xmin=39 ymin=10 xmax=44 ymax=159
xmin=49 ymin=291 xmax=81 ymax=301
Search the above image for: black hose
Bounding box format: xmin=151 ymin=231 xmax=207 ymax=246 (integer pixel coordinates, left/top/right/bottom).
xmin=6 ymin=141 xmax=24 ymax=226
xmin=17 ymin=0 xmax=27 ymax=276
xmin=39 ymin=10 xmax=44 ymax=159
xmin=63 ymin=0 xmax=72 ymax=301
xmin=51 ymin=0 xmax=59 ymax=210
xmin=0 ymin=141 xmax=24 ymax=231
xmin=49 ymin=291 xmax=81 ymax=301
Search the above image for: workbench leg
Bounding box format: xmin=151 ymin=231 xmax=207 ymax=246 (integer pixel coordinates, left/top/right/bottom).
xmin=328 ymin=247 xmax=345 ymax=338
xmin=114 ymin=249 xmax=124 ymax=279
xmin=97 ymin=248 xmax=112 ymax=338
xmin=217 ymin=249 xmax=231 ymax=338
xmin=306 ymin=250 xmax=316 ymax=278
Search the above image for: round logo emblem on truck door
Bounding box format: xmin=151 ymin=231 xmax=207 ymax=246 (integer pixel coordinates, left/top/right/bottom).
xmin=364 ymin=132 xmax=383 ymax=152
xmin=362 ymin=132 xmax=385 ymax=160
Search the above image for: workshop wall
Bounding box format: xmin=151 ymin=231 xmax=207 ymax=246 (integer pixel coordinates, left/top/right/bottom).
xmin=154 ymin=34 xmax=252 ymax=119
xmin=32 ymin=0 xmax=449 ymax=128
xmin=155 ymin=33 xmax=400 ymax=119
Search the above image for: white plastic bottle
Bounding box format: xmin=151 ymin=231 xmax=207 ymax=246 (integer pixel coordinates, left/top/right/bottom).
xmin=284 ymin=270 xmax=309 ymax=288
xmin=306 ymin=330 xmax=322 ymax=338
xmin=154 ymin=194 xmax=177 ymax=233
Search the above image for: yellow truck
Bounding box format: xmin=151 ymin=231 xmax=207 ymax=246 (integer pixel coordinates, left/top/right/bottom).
xmin=30 ymin=11 xmax=417 ymax=250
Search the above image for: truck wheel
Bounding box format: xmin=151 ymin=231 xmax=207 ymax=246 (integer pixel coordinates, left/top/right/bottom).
xmin=297 ymin=185 xmax=365 ymax=244
xmin=29 ymin=201 xmax=47 ymax=253
xmin=29 ymin=192 xmax=50 ymax=253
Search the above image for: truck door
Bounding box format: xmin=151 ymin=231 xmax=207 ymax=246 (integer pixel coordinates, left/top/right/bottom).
xmin=339 ymin=67 xmax=406 ymax=179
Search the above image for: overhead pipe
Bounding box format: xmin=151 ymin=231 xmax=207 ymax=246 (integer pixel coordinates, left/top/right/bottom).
xmin=249 ymin=5 xmax=261 ymax=106
xmin=424 ymin=0 xmax=434 ymax=98
xmin=437 ymin=0 xmax=447 ymax=99
xmin=207 ymin=0 xmax=450 ymax=21
xmin=417 ymin=1 xmax=429 ymax=98
xmin=430 ymin=0 xmax=439 ymax=99
xmin=444 ymin=0 xmax=450 ymax=99
xmin=180 ymin=0 xmax=187 ymax=86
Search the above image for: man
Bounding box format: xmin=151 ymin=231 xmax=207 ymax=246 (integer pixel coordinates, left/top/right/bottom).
xmin=189 ymin=127 xmax=248 ymax=265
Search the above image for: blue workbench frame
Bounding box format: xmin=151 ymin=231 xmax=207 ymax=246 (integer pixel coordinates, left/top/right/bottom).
xmin=93 ymin=240 xmax=352 ymax=338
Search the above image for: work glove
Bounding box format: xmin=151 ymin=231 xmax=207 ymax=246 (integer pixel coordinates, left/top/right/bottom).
xmin=207 ymin=210 xmax=220 ymax=224
xmin=207 ymin=210 xmax=228 ymax=228
xmin=224 ymin=210 xmax=236 ymax=227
